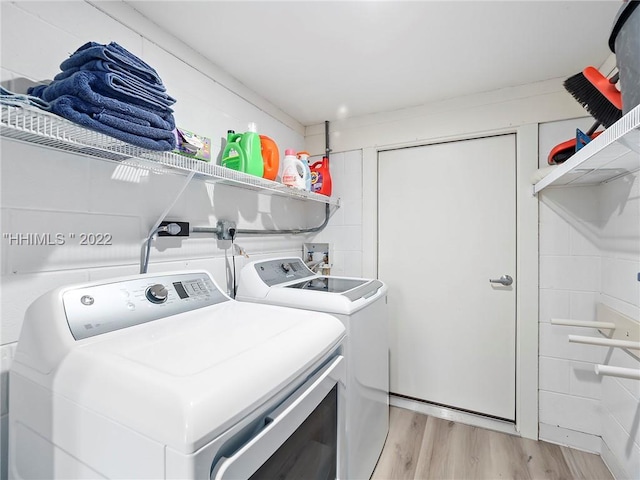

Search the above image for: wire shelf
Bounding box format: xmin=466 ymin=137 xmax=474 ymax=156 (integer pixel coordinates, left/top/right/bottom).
xmin=0 ymin=104 xmax=339 ymax=206
xmin=534 ymin=104 xmax=640 ymax=194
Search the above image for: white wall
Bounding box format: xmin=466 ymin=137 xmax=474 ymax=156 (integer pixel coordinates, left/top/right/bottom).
xmin=599 ymin=170 xmax=640 ymax=480
xmin=307 ymin=150 xmax=363 ymax=277
xmin=305 ymin=76 xmax=588 ymax=155
xmin=538 ymin=118 xmax=640 ymax=479
xmin=0 ymin=3 xmax=338 ymax=478
xmin=305 ymin=73 xmax=592 ymax=441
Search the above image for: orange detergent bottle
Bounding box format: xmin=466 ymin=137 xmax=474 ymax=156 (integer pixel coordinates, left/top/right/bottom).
xmin=309 ymin=155 xmax=332 ymax=196
xmin=259 ymin=135 xmax=279 ymax=181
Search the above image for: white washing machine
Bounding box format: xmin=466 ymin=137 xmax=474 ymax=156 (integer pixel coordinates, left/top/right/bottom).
xmin=236 ymin=257 xmax=389 ymax=480
xmin=9 ymin=271 xmax=347 ymax=479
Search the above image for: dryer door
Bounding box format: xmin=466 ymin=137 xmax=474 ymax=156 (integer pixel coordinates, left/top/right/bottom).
xmin=211 ymin=355 xmax=345 ymax=480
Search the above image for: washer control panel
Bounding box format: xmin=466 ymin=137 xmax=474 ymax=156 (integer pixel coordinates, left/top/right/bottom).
xmin=63 ymin=272 xmax=227 ymax=340
xmin=253 ymin=258 xmax=314 ymax=286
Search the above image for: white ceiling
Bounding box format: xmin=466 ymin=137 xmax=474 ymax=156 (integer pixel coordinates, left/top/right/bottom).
xmin=124 ymin=1 xmax=622 ymax=126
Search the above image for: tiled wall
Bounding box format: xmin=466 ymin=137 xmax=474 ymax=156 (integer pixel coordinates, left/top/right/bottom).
xmin=0 ymin=3 xmax=360 ymax=478
xmin=307 ymin=150 xmax=364 ymax=277
xmin=599 ymin=172 xmax=640 ymax=480
xmin=538 ymin=119 xmax=640 ymax=479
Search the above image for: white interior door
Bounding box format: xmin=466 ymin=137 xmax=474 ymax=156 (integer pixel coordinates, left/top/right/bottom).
xmin=378 ymin=134 xmax=516 ymax=420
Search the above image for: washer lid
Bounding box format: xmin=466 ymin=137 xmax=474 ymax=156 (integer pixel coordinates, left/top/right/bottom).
xmin=285 ymin=277 xmax=368 ymax=293
xmin=236 ymin=257 xmax=388 ymax=314
xmin=36 ymin=301 xmax=345 ymax=454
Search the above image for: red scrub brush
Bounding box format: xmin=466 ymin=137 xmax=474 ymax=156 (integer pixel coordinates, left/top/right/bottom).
xmin=563 ymin=67 xmax=622 ymax=127
xmin=548 ymin=131 xmax=603 ymax=165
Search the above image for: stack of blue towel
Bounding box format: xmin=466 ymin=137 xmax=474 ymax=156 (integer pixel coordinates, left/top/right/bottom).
xmin=29 ymin=42 xmax=177 ymax=151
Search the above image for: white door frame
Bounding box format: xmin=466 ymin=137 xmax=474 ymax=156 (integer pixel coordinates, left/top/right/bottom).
xmin=362 ymin=124 xmax=539 ymax=440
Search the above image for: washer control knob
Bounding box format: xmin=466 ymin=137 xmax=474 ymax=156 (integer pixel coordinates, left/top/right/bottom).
xmin=281 ymin=262 xmax=291 ymax=273
xmin=145 ymin=284 xmax=168 ymax=304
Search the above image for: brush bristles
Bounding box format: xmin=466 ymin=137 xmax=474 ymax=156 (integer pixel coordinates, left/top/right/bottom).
xmin=564 ymin=72 xmax=622 ymax=128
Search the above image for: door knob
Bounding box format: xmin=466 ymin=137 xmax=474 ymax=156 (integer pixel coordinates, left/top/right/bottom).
xmin=489 ymin=274 xmax=513 ymax=286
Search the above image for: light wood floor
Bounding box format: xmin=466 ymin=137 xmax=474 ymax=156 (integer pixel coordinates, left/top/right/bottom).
xmin=371 ymin=407 xmax=613 ymax=480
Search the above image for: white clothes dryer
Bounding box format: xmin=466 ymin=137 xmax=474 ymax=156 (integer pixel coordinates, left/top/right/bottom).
xmin=9 ymin=271 xmax=346 ymax=479
xmin=236 ymin=257 xmax=389 ymax=480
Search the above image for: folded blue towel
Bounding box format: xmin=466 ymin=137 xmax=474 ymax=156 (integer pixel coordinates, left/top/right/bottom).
xmin=39 ymin=71 xmax=174 ymax=113
xmin=28 ymin=85 xmax=47 ymax=98
xmin=60 ymin=42 xmax=162 ymax=86
xmin=48 ymin=95 xmax=176 ymax=151
xmin=29 ymin=79 xmax=175 ymax=131
xmin=94 ymin=71 xmax=176 ymax=108
xmin=56 ymin=59 xmax=167 ymax=92
xmin=53 ymin=95 xmax=175 ymax=136
xmin=53 ymin=69 xmax=176 ymax=107
xmin=25 ymin=41 xmax=178 ymax=151
xmin=0 ymin=86 xmax=51 ymax=110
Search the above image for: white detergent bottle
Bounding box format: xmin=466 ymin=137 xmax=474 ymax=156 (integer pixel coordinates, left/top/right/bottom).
xmin=281 ymin=149 xmax=307 ymax=190
xmin=296 ymin=151 xmax=313 ymax=191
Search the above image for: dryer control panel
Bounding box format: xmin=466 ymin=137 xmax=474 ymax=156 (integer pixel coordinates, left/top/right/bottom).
xmin=253 ymin=258 xmax=314 ymax=286
xmin=63 ymin=272 xmax=228 ymax=340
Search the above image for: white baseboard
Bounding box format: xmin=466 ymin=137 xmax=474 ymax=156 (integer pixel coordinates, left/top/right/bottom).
xmin=538 ymin=423 xmax=602 ymax=454
xmin=390 ymin=394 xmax=518 ymax=436
xmin=600 ymin=437 xmax=630 ymax=480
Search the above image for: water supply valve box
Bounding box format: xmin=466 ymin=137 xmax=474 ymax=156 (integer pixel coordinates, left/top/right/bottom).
xmin=303 ymin=242 xmax=331 ymax=275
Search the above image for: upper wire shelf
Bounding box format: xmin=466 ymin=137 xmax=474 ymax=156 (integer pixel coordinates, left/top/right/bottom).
xmin=0 ymin=104 xmax=339 ymax=206
xmin=534 ymin=104 xmax=640 ymax=194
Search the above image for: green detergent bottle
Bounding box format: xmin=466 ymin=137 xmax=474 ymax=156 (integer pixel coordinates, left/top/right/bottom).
xmin=221 ymin=130 xmax=245 ymax=171
xmin=221 ymin=123 xmax=264 ymax=177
